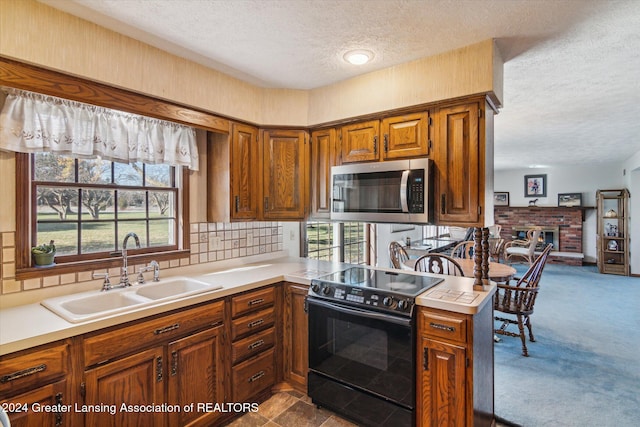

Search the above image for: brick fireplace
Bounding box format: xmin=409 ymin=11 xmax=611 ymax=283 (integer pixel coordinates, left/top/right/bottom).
xmin=494 ymin=206 xmax=585 ymax=265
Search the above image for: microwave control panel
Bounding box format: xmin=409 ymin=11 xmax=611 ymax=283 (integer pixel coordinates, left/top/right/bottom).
xmin=408 ymin=171 xmax=425 ymax=213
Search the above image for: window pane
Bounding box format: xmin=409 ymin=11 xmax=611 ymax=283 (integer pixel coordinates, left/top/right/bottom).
xmin=145 ymin=164 xmax=172 ymax=187
xmin=78 ymin=158 xmax=112 ymax=184
xmin=36 ymin=186 xmax=79 ymax=221
xmin=81 ymin=222 xmax=115 ymax=254
xmin=81 ymin=189 xmax=114 ymax=220
xmin=37 ymin=222 xmax=77 ymax=256
xmin=149 ymin=219 xmax=175 ymax=247
xmin=118 ymin=190 xmax=146 ymax=217
xmin=118 ymin=222 xmax=148 ymax=249
xmin=149 ymin=190 xmax=175 ymax=218
xmin=114 ymin=161 xmax=143 ymax=186
xmin=34 ymin=152 xmax=75 ymax=182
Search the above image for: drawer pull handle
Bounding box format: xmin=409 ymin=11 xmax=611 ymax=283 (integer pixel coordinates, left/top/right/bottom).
xmin=154 ymin=323 xmax=180 ymax=335
xmin=0 ymin=363 xmax=47 ymax=383
xmin=248 ymin=319 xmax=264 ymax=328
xmin=248 ymin=339 xmax=265 ymax=350
xmin=429 ymin=322 xmax=455 ymax=332
xmin=248 ymin=370 xmax=265 ymax=383
xmin=248 ymin=298 xmax=265 ymax=306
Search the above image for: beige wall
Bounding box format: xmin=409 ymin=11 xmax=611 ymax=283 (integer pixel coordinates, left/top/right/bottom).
xmin=0 ymin=0 xmax=502 ymax=127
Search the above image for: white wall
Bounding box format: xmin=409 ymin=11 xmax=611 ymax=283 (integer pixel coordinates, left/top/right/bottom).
xmin=622 ymin=150 xmax=640 ymax=275
xmin=376 ymin=224 xmax=423 ymax=268
xmin=494 ymin=164 xmax=624 ymax=263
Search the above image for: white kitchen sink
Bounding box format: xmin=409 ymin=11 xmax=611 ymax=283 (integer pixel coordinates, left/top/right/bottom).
xmin=134 ymin=277 xmax=217 ymax=300
xmin=41 ymin=276 xmax=222 ymax=323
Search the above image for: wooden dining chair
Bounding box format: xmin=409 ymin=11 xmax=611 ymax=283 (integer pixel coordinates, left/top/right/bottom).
xmin=504 ymin=228 xmax=541 ymax=265
xmin=389 ymin=241 xmax=409 ymax=269
xmin=451 ymin=241 xmax=474 ymax=259
xmin=414 ymin=254 xmax=464 ymax=276
xmin=494 ymin=244 xmax=552 ymax=356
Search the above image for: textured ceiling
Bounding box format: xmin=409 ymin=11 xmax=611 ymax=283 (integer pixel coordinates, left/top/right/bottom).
xmin=41 ymin=0 xmax=640 ymax=170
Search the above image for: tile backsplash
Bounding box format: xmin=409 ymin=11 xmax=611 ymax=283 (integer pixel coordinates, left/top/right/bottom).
xmin=0 ymin=222 xmax=283 ymax=295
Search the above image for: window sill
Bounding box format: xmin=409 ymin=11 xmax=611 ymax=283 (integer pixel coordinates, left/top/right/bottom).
xmin=15 ymin=250 xmax=191 ymax=281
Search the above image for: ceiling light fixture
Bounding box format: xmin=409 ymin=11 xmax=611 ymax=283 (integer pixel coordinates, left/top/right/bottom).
xmin=344 ymin=49 xmax=374 ymax=65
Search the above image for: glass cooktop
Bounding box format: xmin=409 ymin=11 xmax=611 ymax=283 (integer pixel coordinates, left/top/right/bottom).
xmin=314 ymin=267 xmax=443 ymax=298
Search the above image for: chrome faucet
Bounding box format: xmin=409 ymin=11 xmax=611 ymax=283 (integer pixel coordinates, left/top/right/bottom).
xmin=121 ymin=232 xmax=141 ymax=287
xmin=137 ymin=260 xmax=160 ymax=284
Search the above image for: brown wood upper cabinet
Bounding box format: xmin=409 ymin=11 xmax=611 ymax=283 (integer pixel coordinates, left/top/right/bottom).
xmin=340 ymin=112 xmax=430 ymax=163
xmin=208 ymin=126 xmax=309 ymax=222
xmin=310 ymin=128 xmax=338 ymax=219
xmin=434 ymin=100 xmax=492 ymax=226
xmin=261 ymin=129 xmax=309 ymax=220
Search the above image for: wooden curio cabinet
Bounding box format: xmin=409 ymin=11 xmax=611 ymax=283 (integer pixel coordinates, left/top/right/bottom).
xmin=261 ymin=129 xmax=309 ymax=220
xmin=310 ymin=128 xmax=338 ymax=218
xmin=434 ymin=100 xmax=493 ymax=226
xmin=597 ymin=189 xmax=630 ymax=275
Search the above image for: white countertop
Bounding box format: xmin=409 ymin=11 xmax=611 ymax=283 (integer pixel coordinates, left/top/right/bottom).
xmin=0 ymin=254 xmax=495 ymax=356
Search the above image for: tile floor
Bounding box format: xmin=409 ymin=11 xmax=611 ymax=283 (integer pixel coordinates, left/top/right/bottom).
xmin=224 ymin=389 xmax=515 ymax=427
xmin=223 ymin=390 xmax=357 ymax=427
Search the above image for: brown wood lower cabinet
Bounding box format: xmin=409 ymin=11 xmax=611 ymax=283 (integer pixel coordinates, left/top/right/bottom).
xmin=81 ymin=300 xmax=226 ymax=427
xmin=416 ymin=303 xmax=494 ymax=427
xmin=283 ymin=282 xmax=309 ymax=392
xmin=0 ymin=340 xmax=73 ymax=426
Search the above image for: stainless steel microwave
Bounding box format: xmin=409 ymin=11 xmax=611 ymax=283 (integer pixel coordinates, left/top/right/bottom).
xmin=330 ymin=158 xmax=432 ymax=223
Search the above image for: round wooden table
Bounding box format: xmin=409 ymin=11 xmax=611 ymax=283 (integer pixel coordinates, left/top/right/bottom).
xmin=403 ymin=258 xmax=516 ymax=283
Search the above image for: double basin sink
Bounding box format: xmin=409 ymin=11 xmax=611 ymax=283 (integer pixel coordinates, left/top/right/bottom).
xmin=41 ymin=277 xmax=222 ymax=323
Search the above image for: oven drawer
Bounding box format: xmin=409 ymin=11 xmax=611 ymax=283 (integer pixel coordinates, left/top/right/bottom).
xmin=419 ymin=309 xmax=467 ymax=344
xmin=232 ymin=348 xmax=275 ymax=402
xmin=231 ymin=286 xmax=275 ymax=318
xmin=231 ymin=326 xmax=275 ymax=364
xmin=231 ymin=307 xmax=275 ymax=341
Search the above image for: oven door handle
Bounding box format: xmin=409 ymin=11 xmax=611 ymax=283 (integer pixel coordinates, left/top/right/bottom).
xmin=307 ymin=298 xmax=412 ymax=327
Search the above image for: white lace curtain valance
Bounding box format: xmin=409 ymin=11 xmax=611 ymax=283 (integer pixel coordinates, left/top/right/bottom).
xmin=0 ymin=88 xmax=199 ymax=170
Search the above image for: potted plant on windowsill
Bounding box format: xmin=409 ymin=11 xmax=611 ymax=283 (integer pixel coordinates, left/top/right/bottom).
xmin=32 ymin=240 xmax=56 ymax=267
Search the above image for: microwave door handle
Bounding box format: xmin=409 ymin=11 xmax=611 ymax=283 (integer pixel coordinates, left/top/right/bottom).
xmin=400 ymin=170 xmax=410 ymax=213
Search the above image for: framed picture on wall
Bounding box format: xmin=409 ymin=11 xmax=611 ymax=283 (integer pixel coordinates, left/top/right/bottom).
xmin=494 ymin=192 xmax=509 ymax=206
xmin=558 ymin=193 xmax=582 ymax=207
xmin=524 ymin=174 xmax=547 ymax=197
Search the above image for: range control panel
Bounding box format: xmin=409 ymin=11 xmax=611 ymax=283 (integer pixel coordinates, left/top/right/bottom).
xmin=308 ymin=282 xmax=414 ymax=317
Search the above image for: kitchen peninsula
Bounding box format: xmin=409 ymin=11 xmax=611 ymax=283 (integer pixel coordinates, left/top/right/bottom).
xmin=0 ymin=254 xmax=495 ymax=426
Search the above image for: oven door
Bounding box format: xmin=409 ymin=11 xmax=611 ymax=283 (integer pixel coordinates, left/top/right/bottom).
xmin=307 ymin=297 xmax=414 ymax=426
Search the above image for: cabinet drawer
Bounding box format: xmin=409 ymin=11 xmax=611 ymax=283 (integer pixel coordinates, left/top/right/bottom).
xmin=0 ymin=341 xmax=70 ymax=395
xmin=420 ymin=310 xmax=467 ymax=344
xmin=231 ymin=307 xmax=275 ymax=341
xmin=231 ymin=286 xmax=275 ymax=318
xmin=83 ymin=300 xmax=224 ymax=366
xmin=232 ymin=326 xmax=275 ymax=365
xmin=232 ymin=348 xmax=275 ymax=402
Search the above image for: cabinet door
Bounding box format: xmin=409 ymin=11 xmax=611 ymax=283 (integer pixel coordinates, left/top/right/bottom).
xmin=167 ymin=325 xmax=226 ymax=427
xmin=84 ymin=347 xmax=165 ymax=427
xmin=381 ymin=112 xmax=429 ymax=160
xmin=310 ymin=128 xmax=338 ymax=218
xmin=284 ymin=283 xmax=309 ymax=391
xmin=262 ymin=129 xmax=308 ymax=220
xmin=418 ymin=337 xmax=466 ymax=427
xmin=340 ymin=120 xmax=380 ymax=163
xmin=231 ymin=123 xmax=260 ymax=220
xmin=435 ymin=103 xmax=480 ymax=224
xmin=0 ymin=379 xmax=67 ymax=427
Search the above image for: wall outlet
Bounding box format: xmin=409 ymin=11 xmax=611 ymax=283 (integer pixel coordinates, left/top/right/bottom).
xmin=289 ymin=230 xmax=296 ymax=241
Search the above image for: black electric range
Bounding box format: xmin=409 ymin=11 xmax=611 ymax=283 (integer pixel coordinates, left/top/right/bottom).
xmin=309 ymin=266 xmax=443 ymax=318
